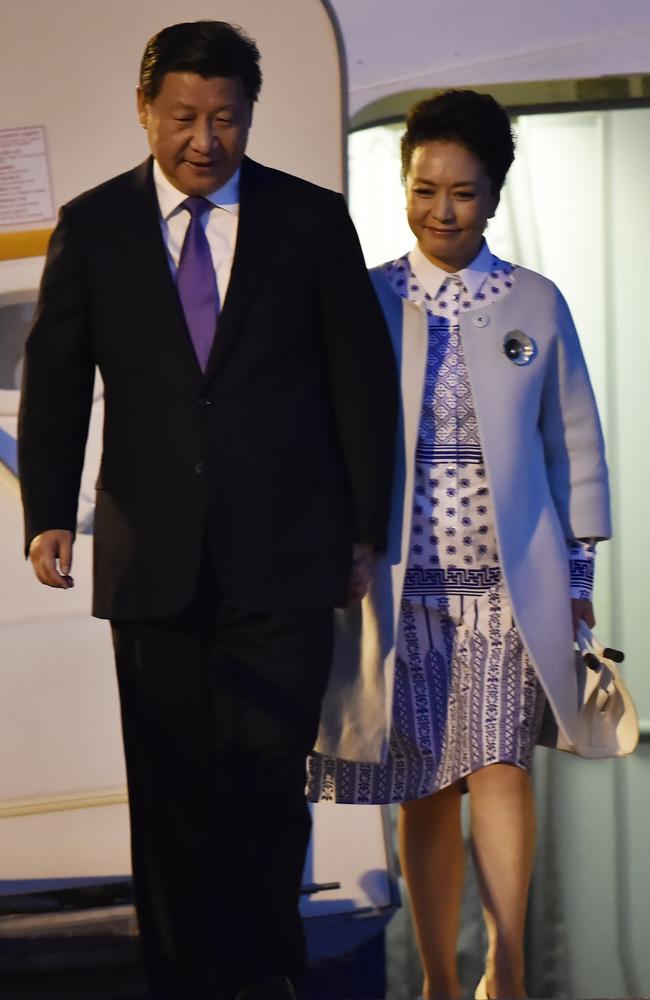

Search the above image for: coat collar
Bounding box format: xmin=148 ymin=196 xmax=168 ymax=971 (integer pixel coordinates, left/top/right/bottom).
xmin=408 ymin=241 xmax=502 ymax=302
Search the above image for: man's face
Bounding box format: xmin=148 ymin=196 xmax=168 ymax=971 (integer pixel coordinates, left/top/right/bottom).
xmin=137 ymin=72 xmax=252 ymax=196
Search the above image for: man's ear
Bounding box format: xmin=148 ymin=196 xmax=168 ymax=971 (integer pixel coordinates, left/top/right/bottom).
xmin=136 ymin=86 xmax=148 ymax=128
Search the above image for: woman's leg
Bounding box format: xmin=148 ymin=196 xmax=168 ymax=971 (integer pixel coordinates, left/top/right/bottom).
xmin=398 ymin=782 xmax=465 ymax=999
xmin=466 ymin=763 xmax=536 ymax=999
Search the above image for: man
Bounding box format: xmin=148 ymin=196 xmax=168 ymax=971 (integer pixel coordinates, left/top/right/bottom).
xmin=18 ymin=20 xmax=397 ymax=1000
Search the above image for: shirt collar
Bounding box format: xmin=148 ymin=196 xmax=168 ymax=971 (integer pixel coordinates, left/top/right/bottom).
xmin=152 ymin=159 xmax=240 ymax=221
xmin=409 ymin=240 xmax=496 ymax=301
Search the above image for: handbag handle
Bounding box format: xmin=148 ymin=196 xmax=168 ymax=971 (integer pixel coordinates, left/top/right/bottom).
xmin=576 ymin=620 xmax=624 ymax=664
xmin=572 ymin=623 xmax=638 ymax=758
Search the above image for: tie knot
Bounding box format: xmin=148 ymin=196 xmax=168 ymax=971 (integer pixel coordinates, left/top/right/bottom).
xmin=182 ymin=196 xmax=212 ymax=219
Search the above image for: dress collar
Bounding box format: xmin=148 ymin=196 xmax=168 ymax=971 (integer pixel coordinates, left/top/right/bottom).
xmin=409 ymin=240 xmax=497 ymax=301
xmin=152 ymin=159 xmax=240 ymax=221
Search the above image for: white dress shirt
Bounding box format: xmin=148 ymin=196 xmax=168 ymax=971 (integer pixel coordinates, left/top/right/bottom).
xmin=152 ymin=159 xmax=240 ymax=305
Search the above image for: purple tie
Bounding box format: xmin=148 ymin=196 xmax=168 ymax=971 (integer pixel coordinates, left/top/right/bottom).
xmin=176 ymin=196 xmax=219 ymax=371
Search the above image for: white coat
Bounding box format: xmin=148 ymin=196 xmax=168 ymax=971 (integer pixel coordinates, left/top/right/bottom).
xmin=314 ymin=264 xmax=611 ymax=763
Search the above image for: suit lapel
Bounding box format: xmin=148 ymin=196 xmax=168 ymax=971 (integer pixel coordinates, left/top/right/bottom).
xmin=125 ymin=157 xmax=279 ymax=388
xmin=127 ymin=160 xmax=204 ymax=391
xmin=202 ymin=157 xmax=278 ymax=382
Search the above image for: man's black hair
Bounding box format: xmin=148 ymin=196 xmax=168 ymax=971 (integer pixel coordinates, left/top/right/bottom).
xmin=140 ymin=20 xmax=262 ymax=105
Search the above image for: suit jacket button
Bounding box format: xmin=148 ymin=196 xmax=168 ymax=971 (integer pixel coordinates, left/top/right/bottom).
xmin=197 ymin=398 xmax=211 ymax=406
xmin=195 ymin=461 xmax=206 ymax=475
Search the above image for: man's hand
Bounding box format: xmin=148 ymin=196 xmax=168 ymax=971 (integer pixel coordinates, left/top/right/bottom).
xmin=571 ymin=597 xmax=595 ymax=638
xmin=348 ymin=543 xmax=373 ymax=601
xmin=29 ymin=529 xmax=75 ymax=589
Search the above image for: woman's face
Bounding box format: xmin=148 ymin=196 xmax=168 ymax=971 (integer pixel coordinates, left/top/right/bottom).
xmin=406 ymin=140 xmax=498 ymax=272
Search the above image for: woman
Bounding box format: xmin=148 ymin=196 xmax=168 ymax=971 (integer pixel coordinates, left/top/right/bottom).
xmin=309 ymin=91 xmax=611 ymax=1000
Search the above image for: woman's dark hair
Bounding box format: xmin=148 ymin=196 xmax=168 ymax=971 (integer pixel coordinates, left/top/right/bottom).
xmin=400 ymin=90 xmax=515 ymax=194
xmin=139 ymin=20 xmax=262 ymax=105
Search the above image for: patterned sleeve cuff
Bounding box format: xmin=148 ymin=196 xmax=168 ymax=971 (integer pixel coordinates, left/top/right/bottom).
xmin=567 ymin=538 xmax=596 ymax=600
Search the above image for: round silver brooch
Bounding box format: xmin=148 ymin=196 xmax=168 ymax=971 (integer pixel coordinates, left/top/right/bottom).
xmin=503 ymin=330 xmax=537 ymax=366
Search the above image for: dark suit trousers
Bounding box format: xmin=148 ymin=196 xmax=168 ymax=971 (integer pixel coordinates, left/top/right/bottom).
xmin=111 ymin=562 xmax=334 ymax=1000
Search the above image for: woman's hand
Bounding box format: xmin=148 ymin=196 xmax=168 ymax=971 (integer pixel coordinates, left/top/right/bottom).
xmin=571 ymin=598 xmax=595 ymax=638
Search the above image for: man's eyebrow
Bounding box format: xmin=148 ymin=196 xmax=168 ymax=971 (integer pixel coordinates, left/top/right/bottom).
xmin=171 ymin=100 xmax=235 ymax=112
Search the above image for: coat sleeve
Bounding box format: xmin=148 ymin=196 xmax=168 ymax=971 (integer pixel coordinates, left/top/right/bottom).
xmin=18 ymin=205 xmax=95 ymax=553
xmin=318 ymin=193 xmax=399 ymax=550
xmin=540 ymin=287 xmax=611 ymax=540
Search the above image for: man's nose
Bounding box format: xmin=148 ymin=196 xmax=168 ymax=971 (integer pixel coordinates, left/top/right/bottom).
xmin=191 ymin=118 xmax=218 ymax=153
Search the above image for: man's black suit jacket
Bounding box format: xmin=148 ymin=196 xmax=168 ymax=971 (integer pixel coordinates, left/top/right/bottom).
xmin=18 ymin=156 xmax=398 ymax=619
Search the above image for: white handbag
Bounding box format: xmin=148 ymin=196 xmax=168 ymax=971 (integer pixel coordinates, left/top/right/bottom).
xmin=560 ymin=622 xmax=639 ymax=758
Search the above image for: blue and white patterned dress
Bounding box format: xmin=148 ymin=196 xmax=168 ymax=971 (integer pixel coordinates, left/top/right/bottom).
xmin=308 ymin=242 xmax=594 ymax=804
